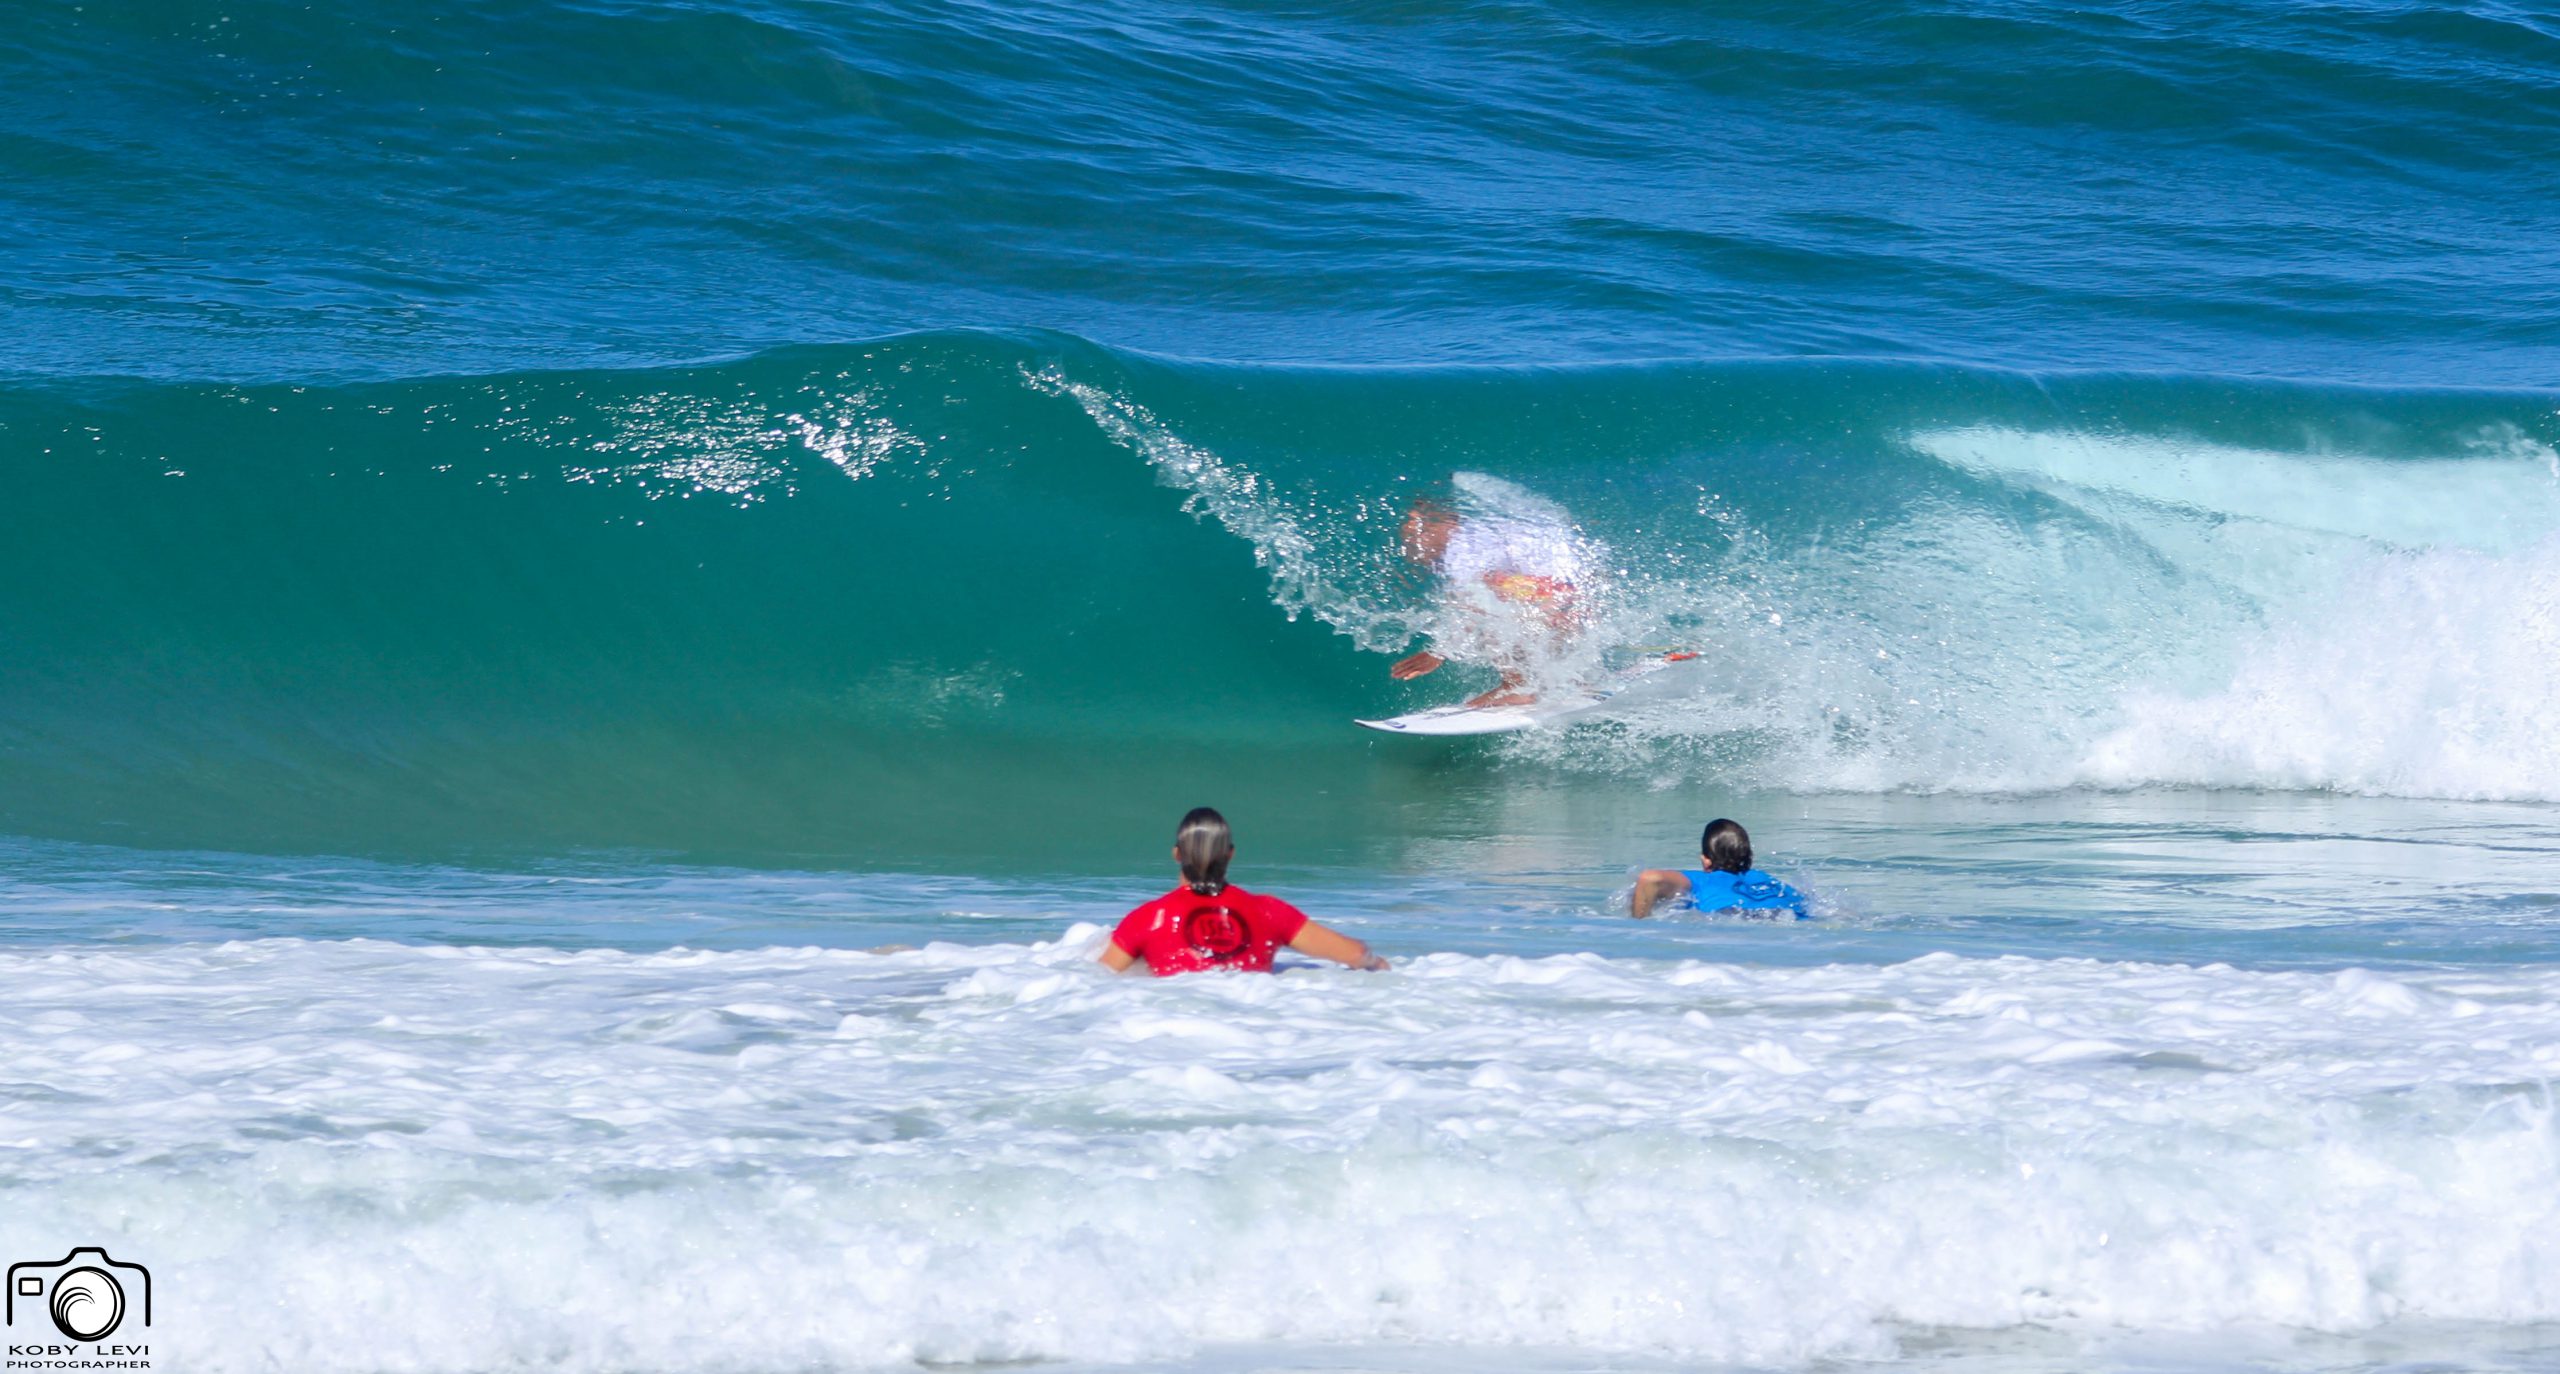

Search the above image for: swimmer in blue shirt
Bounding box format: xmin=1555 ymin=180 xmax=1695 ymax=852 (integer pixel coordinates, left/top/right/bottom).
xmin=1630 ymin=818 xmax=1808 ymax=919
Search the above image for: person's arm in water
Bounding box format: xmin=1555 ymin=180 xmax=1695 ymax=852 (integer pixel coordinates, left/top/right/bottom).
xmin=1289 ymin=920 xmax=1390 ymax=971
xmin=1097 ymin=939 xmax=1141 ymax=973
xmin=1391 ymin=650 xmax=1444 ymax=680
xmin=1630 ymin=868 xmax=1691 ymax=919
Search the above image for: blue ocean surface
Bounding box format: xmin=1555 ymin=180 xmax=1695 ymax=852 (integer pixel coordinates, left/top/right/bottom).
xmin=5 ymin=1 xmax=2560 ymax=1371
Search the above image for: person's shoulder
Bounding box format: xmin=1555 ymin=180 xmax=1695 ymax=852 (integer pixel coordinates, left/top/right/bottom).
xmin=1738 ymin=869 xmax=1808 ymax=907
xmin=1230 ymin=886 xmax=1309 ymax=919
xmin=1120 ymin=886 xmax=1190 ymax=922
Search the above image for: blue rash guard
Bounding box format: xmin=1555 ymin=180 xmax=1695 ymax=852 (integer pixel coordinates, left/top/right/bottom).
xmin=1681 ymin=868 xmax=1808 ymax=919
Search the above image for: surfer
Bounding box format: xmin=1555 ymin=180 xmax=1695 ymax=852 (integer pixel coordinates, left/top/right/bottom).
xmin=1630 ymin=819 xmax=1808 ymax=919
xmin=1390 ymin=475 xmax=1602 ymax=709
xmin=1100 ymin=808 xmax=1391 ymax=976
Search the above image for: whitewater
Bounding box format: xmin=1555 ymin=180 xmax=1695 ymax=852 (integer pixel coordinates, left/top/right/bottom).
xmin=10 ymin=0 xmax=2560 ymax=1370
xmin=10 ymin=794 xmax=2560 ymax=1374
xmin=12 ymin=849 xmax=2560 ymax=1373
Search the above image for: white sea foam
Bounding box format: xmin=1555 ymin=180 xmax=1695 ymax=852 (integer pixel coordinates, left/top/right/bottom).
xmin=1548 ymin=426 xmax=2560 ymax=800
xmin=1042 ymin=374 xmax=2560 ymax=801
xmin=8 ymin=934 xmax=2560 ymax=1371
xmin=1936 ymin=424 xmax=2560 ymax=800
xmin=1910 ymin=425 xmax=2560 ymax=556
xmin=2081 ymin=537 xmax=2560 ymax=798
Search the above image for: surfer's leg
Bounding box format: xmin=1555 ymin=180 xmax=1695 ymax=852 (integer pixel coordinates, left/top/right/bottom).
xmin=1465 ymin=670 xmax=1537 ymax=709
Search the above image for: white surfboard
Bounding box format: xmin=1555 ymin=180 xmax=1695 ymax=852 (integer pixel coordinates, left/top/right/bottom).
xmin=1356 ymin=654 xmax=1696 ymax=736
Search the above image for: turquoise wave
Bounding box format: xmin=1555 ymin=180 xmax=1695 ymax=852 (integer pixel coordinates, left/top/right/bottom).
xmin=6 ymin=332 xmax=2557 ymax=854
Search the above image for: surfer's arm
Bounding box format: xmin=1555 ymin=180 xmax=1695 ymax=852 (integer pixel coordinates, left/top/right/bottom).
xmin=1630 ymin=869 xmax=1689 ymax=919
xmin=1097 ymin=938 xmax=1141 ymax=973
xmin=1288 ymin=921 xmax=1389 ymax=971
xmin=1390 ymin=650 xmax=1444 ymax=680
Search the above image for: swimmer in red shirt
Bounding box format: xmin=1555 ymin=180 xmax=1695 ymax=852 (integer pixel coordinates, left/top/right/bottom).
xmin=1100 ymin=808 xmax=1391 ymax=976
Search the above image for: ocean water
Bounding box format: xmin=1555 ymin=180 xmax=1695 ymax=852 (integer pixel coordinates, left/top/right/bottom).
xmin=7 ymin=1 xmax=2560 ymax=1371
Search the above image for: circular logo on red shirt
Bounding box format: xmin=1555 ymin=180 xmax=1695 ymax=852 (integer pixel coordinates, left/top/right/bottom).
xmin=1180 ymin=902 xmax=1248 ymax=958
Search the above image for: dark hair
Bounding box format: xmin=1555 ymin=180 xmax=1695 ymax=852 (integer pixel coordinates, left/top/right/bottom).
xmin=1701 ymin=819 xmax=1753 ymax=874
xmin=1175 ymin=807 xmax=1235 ymax=896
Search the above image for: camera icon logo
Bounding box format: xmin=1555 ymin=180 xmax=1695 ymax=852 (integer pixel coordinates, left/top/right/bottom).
xmin=7 ymin=1249 xmax=152 ymax=1344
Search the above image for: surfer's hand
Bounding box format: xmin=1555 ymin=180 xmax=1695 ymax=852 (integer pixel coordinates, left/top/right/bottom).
xmin=1391 ymin=651 xmax=1444 ymax=680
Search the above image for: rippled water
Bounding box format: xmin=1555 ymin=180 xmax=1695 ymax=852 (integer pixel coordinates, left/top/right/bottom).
xmin=9 ymin=0 xmax=2560 ymax=1369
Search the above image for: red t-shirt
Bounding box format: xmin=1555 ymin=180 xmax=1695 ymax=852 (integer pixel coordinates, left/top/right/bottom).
xmin=1110 ymin=885 xmax=1311 ymax=976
